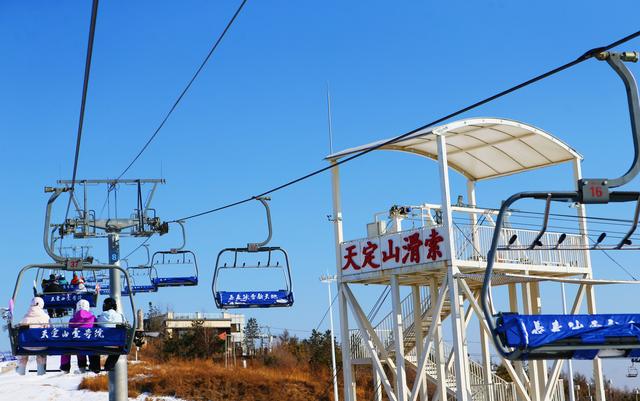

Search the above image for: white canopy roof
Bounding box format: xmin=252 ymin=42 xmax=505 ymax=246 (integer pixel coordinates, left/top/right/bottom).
xmin=326 ymin=118 xmax=582 ymax=181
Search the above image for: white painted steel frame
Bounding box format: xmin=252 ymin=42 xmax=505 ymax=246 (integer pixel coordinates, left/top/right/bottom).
xmin=437 ymin=132 xmax=471 ymax=401
xmin=329 ymin=117 xmax=601 ymax=401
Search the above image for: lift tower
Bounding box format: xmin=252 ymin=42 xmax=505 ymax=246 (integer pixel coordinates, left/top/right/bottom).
xmin=51 ymin=178 xmax=167 ymax=401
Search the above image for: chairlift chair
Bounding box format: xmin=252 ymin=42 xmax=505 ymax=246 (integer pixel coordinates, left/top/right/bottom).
xmin=122 ymin=246 xmax=158 ymax=294
xmin=34 ymin=266 xmax=99 ymax=313
xmin=8 ymin=262 xmax=137 ymax=356
xmin=212 ymin=197 xmax=294 ymax=309
xmin=481 ymin=51 xmax=640 ymax=361
xmin=150 ymin=221 xmax=199 ymax=287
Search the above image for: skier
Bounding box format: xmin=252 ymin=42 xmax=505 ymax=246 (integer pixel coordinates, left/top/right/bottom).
xmin=96 ymin=297 xmax=126 ymax=371
xmin=60 ymin=299 xmax=99 ymax=373
xmin=42 ymin=276 xmax=66 ymax=318
xmin=16 ymin=297 xmax=50 ymax=375
xmin=70 ymin=273 xmax=81 ymax=287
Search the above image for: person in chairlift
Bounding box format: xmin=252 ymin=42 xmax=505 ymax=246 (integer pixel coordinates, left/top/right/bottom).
xmin=95 ymin=297 xmax=126 ymax=371
xmin=60 ymin=299 xmax=98 ymax=374
xmin=16 ymin=297 xmax=50 ymax=376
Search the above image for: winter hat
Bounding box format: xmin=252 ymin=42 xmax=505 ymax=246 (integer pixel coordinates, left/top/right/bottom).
xmin=103 ymin=297 xmax=117 ymax=312
xmin=76 ymin=299 xmax=90 ymax=312
xmin=31 ymin=297 xmax=44 ymax=309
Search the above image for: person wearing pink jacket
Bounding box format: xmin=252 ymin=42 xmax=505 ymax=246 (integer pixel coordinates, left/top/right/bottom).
xmin=16 ymin=297 xmax=50 ymax=375
xmin=60 ymin=299 xmax=98 ymax=373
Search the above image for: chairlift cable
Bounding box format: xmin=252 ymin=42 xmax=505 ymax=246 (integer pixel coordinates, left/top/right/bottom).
xmin=172 ymin=30 xmax=640 ymax=223
xmin=114 ymin=0 xmax=248 ymax=181
xmin=508 ymin=208 xmax=636 ymax=225
xmin=452 ymin=214 xmax=640 ymax=241
xmin=589 ymin=237 xmax=638 ymax=280
xmin=63 ymin=0 xmax=100 ymax=221
xmin=451 ymin=219 xmax=640 ymax=242
xmin=122 ymin=237 xmax=152 ymax=261
xmin=454 ymin=203 xmax=637 ymax=226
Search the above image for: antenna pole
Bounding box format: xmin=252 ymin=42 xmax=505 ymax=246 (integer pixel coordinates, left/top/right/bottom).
xmin=321 ymin=274 xmax=339 ymax=401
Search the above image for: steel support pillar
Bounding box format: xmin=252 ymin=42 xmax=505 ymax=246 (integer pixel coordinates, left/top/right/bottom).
xmin=480 ymin=316 xmax=495 ymax=401
xmin=108 ymin=233 xmax=127 ymax=401
xmin=437 ymin=132 xmax=470 ymax=401
xmin=373 ymin=365 xmax=383 ymax=401
xmin=509 ymin=283 xmax=528 ymax=399
xmin=330 ymin=162 xmax=355 ymax=401
xmin=390 ymin=275 xmax=408 ymax=401
xmin=531 ymin=282 xmax=548 ymax=399
xmin=412 ymin=286 xmax=427 ymax=401
xmin=432 ymin=278 xmax=448 ymax=401
xmin=521 ymin=280 xmax=541 ymax=401
xmin=572 ymin=158 xmax=605 ymax=401
xmin=587 ymin=285 xmax=606 ymax=401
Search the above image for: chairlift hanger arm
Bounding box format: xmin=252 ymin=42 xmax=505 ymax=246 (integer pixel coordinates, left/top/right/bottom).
xmin=601 ymin=52 xmax=640 ymax=187
xmin=528 ymin=194 xmax=552 ymax=249
xmin=170 ymin=220 xmax=186 ymax=252
xmin=248 ymin=197 xmax=272 ymax=251
xmin=140 ymin=244 xmax=151 ymax=267
xmin=578 ymin=52 xmax=640 ymax=201
xmin=43 ymin=188 xmax=69 ymax=264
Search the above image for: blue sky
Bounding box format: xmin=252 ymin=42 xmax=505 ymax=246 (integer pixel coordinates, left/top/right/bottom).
xmin=2 ymin=0 xmax=640 ymax=389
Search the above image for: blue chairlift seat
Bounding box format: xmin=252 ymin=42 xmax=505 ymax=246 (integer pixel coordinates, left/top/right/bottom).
xmin=213 ymin=247 xmax=294 ymax=309
xmin=151 ymin=250 xmax=199 ymax=288
xmin=12 ymin=324 xmax=132 ymax=356
xmin=124 ymin=264 xmax=158 ymax=294
xmin=216 ymin=290 xmax=294 ymax=309
xmin=151 ymin=276 xmax=198 ymax=287
xmin=99 ymin=285 xmax=156 ymax=296
xmin=127 ymin=284 xmax=158 ymax=294
xmin=497 ymin=313 xmax=640 ymax=360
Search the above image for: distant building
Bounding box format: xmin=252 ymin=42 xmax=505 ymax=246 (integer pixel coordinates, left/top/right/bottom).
xmin=145 ymin=311 xmax=245 ymax=351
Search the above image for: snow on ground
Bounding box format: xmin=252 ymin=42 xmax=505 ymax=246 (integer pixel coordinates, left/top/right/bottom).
xmin=0 ymin=357 xmax=184 ymax=401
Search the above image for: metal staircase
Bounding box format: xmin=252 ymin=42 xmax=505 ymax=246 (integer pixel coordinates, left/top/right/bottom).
xmin=349 ymin=287 xmax=565 ymax=401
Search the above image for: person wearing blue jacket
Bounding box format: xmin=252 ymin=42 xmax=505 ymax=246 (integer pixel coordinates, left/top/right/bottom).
xmin=94 ymin=297 xmax=126 ymax=371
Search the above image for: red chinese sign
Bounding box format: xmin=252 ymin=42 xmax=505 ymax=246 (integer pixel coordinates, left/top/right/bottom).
xmin=340 ymin=226 xmax=448 ymax=276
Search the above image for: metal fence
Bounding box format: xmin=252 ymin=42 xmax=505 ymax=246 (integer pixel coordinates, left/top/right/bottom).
xmin=454 ymin=225 xmax=589 ymax=268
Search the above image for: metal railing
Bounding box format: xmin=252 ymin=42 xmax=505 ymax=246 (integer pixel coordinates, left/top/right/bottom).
xmin=351 ymin=204 xmax=590 ymax=270
xmin=470 ymin=382 xmax=517 ymax=401
xmin=454 ymin=225 xmax=589 ymax=268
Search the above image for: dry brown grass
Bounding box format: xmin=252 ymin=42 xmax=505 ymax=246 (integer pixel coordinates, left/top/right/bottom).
xmin=80 ymin=359 xmax=333 ymax=401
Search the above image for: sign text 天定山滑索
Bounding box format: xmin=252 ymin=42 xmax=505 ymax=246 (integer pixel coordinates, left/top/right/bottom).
xmin=339 ymin=226 xmax=448 ymax=276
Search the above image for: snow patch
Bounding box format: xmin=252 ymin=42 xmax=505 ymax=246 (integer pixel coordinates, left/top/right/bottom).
xmin=0 ymin=358 xmax=186 ymax=401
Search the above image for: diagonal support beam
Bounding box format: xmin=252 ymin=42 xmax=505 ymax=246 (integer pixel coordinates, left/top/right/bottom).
xmin=343 ymin=285 xmax=414 ymax=396
xmin=432 ymin=292 xmax=477 ymax=401
xmin=458 ymin=278 xmax=533 ymax=401
xmin=409 ymin=277 xmax=449 ymax=401
xmin=342 ymin=285 xmax=397 ymax=370
xmin=343 ymin=285 xmax=398 ymax=401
